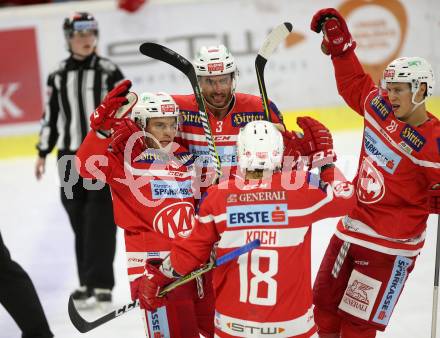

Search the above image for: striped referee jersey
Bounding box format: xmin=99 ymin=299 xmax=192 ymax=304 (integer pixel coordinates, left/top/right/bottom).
xmin=37 ymin=53 xmax=124 ymax=157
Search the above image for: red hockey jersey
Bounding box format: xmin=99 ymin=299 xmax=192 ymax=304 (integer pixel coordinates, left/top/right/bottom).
xmin=332 ymin=51 xmax=440 ymax=256
xmin=173 ymin=93 xmax=284 ymax=178
xmin=76 ymin=131 xmax=196 ymax=252
xmin=169 ymin=168 xmax=355 ymax=337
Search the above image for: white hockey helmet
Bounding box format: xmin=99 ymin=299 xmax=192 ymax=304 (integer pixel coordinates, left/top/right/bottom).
xmin=130 ymin=92 xmax=179 ymax=129
xmin=383 ymin=57 xmax=435 ymax=103
xmin=193 ymin=44 xmax=237 ymax=77
xmin=237 ymin=120 xmax=284 ymax=172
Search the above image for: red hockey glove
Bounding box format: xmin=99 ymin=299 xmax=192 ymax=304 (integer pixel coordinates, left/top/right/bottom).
xmin=310 ymin=8 xmax=356 ymax=57
xmin=429 ymin=184 xmax=440 ymax=214
xmin=118 ymin=0 xmax=146 ymax=12
xmin=137 ymin=262 xmax=174 ymax=311
xmin=110 ymin=118 xmax=147 ymax=158
xmin=90 ymin=79 xmax=132 ymax=131
xmin=283 ymin=117 xmax=336 ymax=170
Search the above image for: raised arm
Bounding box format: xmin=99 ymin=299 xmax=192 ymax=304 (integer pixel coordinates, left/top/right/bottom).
xmin=311 ymin=8 xmax=376 ymax=115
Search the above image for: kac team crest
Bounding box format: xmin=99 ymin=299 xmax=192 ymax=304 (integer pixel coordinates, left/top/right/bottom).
xmin=153 ymin=202 xmax=195 ymax=238
xmin=357 ymin=157 xmax=385 ymax=204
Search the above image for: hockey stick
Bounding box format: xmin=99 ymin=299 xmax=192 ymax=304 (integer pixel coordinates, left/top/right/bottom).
xmin=255 ymin=22 xmax=293 ymax=121
xmin=115 ymin=92 xmax=138 ymax=119
xmin=68 ymin=239 xmax=260 ymax=333
xmin=159 ymin=238 xmax=261 ymax=296
xmin=431 ymin=214 xmax=440 ymax=338
xmin=68 ymin=297 xmax=139 ymax=333
xmin=139 ymin=42 xmax=222 ymax=180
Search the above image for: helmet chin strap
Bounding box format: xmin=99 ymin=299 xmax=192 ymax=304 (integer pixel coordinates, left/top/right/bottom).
xmin=410 ymin=87 xmax=426 ymax=114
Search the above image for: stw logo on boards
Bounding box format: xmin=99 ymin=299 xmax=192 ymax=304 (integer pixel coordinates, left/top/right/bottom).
xmin=0 ymin=28 xmax=42 ymax=126
xmin=153 ymin=202 xmax=195 ymax=239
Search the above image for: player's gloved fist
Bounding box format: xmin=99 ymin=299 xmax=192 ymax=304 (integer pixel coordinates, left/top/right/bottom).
xmin=90 ymin=79 xmax=132 ymax=131
xmin=110 ymin=118 xmax=147 ymax=158
xmin=297 ymin=117 xmax=337 ymax=169
xmin=428 ymin=184 xmax=440 ymax=214
xmin=118 ymin=0 xmax=146 ymax=12
xmin=310 ymin=8 xmax=356 ymax=57
xmin=283 ymin=117 xmax=336 ymax=170
xmin=137 ymin=262 xmax=174 ymax=311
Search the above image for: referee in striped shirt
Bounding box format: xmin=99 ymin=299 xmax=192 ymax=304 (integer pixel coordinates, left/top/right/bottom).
xmin=35 ymin=12 xmax=123 ymax=309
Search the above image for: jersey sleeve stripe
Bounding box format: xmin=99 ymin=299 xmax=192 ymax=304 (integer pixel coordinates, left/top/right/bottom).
xmin=122 ymin=162 xmax=193 ymax=178
xmin=287 ymin=185 xmax=334 ymax=216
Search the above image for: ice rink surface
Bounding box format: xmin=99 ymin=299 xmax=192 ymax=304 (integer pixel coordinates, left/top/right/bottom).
xmin=0 ymin=130 xmax=438 ymax=338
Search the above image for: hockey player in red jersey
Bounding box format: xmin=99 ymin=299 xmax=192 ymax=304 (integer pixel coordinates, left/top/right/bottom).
xmin=310 ymin=8 xmax=440 ymax=338
xmin=135 ymin=120 xmax=356 ymax=337
xmin=76 ymin=83 xmax=214 ymax=338
xmin=173 ymin=44 xmax=331 ymax=182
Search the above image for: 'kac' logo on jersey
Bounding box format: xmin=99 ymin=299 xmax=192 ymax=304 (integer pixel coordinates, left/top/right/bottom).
xmin=180 ymin=110 xmax=203 ymax=127
xmin=357 ymin=157 xmax=385 ymax=204
xmin=364 ymin=127 xmax=401 ymax=174
xmin=231 ymin=112 xmax=265 ymax=127
xmin=400 ymin=125 xmax=425 ymax=152
xmin=153 ymin=202 xmax=194 ymax=239
xmin=370 ymin=95 xmax=392 ymax=121
xmin=227 ymin=204 xmax=288 ymax=227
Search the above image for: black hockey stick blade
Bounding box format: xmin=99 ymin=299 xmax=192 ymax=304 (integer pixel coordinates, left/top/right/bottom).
xmin=139 ymin=42 xmax=222 ymax=181
xmin=68 ymin=296 xmax=139 ymax=333
xmin=68 ymin=240 xmax=260 ymax=332
xmin=139 ymin=42 xmax=193 ymax=76
xmin=255 ymin=22 xmax=293 ymax=121
xmin=139 ymin=43 xmax=204 ymax=119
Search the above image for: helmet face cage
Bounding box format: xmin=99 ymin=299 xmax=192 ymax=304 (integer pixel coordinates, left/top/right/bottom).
xmin=382 ymin=57 xmax=435 ymax=101
xmin=63 ymin=12 xmax=99 ymax=42
xmin=130 ymin=92 xmax=180 ymax=130
xmin=237 ymin=121 xmax=284 ymax=172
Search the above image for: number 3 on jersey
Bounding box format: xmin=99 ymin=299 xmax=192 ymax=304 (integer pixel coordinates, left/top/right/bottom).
xmin=215 ymin=121 xmax=223 ymax=132
xmin=238 ymin=249 xmax=278 ymax=306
